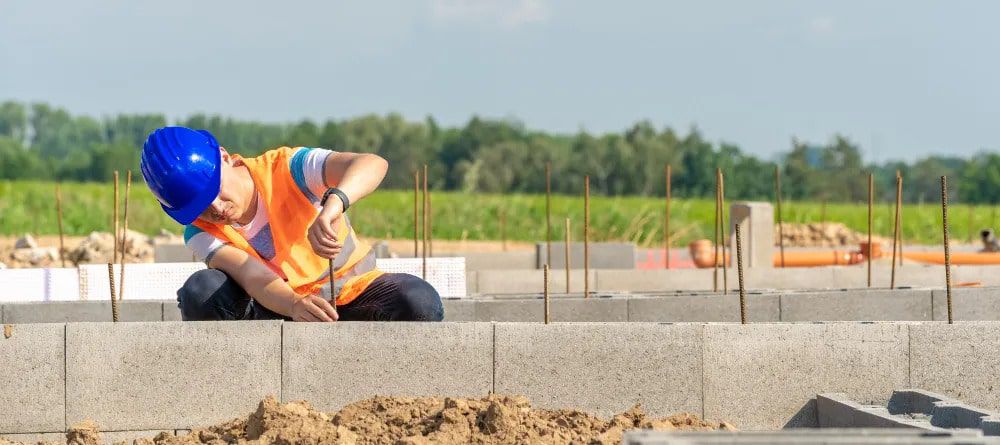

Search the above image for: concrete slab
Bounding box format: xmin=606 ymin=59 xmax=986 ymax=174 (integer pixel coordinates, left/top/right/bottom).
xmin=477 ymin=269 xmax=597 ymax=294
xmin=441 ymin=299 xmax=475 ymax=321
xmin=2 ymin=301 xmax=164 ymax=323
xmin=282 ymin=322 xmax=493 ymax=412
xmin=729 ymin=202 xmax=774 ymax=269
xmin=627 ymin=294 xmax=780 ymax=322
xmin=0 ymin=323 xmax=65 ymax=434
xmin=703 ymin=323 xmax=910 ymax=430
xmin=595 ymin=269 xmax=715 ymax=292
xmin=779 ymin=289 xmax=933 ymax=321
xmin=911 ymin=322 xmax=1000 ymax=412
xmin=472 ymin=297 xmax=628 ymax=322
xmin=931 ymin=288 xmax=1000 ymax=321
xmin=494 ymin=322 xmax=703 ymax=418
xmin=65 ymin=321 xmax=282 ymax=431
xmin=537 ymin=242 xmax=635 ymax=269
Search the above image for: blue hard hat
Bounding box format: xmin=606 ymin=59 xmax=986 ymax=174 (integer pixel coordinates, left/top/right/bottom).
xmin=140 ymin=127 xmax=222 ymax=225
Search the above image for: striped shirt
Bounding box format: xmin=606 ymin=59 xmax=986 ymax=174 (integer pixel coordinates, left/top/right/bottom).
xmin=184 ymin=147 xmax=334 ymax=273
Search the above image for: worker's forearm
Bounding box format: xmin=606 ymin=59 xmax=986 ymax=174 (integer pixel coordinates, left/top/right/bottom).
xmin=327 ymin=154 xmax=387 ymax=203
xmin=235 ymin=271 xmax=300 ymax=317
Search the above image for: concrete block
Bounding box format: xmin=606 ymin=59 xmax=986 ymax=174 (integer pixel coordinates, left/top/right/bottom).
xmin=703 ymin=323 xmax=910 ymax=430
xmin=473 ymin=297 xmax=628 ymax=322
xmin=0 ymin=323 xmax=65 ymax=434
xmin=0 ymin=432 xmax=65 ymax=443
xmin=780 ymin=289 xmax=933 ymax=321
xmin=745 ymin=267 xmax=836 ymax=290
xmin=982 ymin=416 xmax=1000 ymax=436
xmin=537 ymin=242 xmax=635 ymax=269
xmin=66 ymin=321 xmax=282 ymax=431
xmin=461 ymin=251 xmax=536 ymax=271
xmin=477 ymin=269 xmax=596 ymax=294
xmin=930 ymin=402 xmax=995 ymax=429
xmin=833 ymin=266 xmax=947 ymax=289
xmin=441 ymin=299 xmax=476 ymax=321
xmin=3 ymin=301 xmax=164 ymax=323
xmin=494 ymin=322 xmax=702 ymax=418
xmin=729 ymin=202 xmax=774 ymax=269
xmin=627 ymin=294 xmax=780 ymax=322
xmin=282 ymin=322 xmax=493 ymax=412
xmin=595 ymin=269 xmax=715 ymax=292
xmin=932 ymin=287 xmax=1000 ymax=321
xmin=162 ymin=302 xmax=182 ymax=321
xmin=817 ymin=393 xmax=924 ymax=429
xmin=911 ymin=322 xmax=1000 ymax=412
xmin=888 ymin=389 xmax=953 ymax=415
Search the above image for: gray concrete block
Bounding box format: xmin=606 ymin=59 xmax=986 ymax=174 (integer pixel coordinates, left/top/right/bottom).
xmin=932 ymin=287 xmax=1000 ymax=321
xmin=982 ymin=416 xmax=1000 ymax=436
xmin=930 ymin=402 xmax=995 ymax=429
xmin=494 ymin=322 xmax=703 ymax=418
xmin=911 ymin=322 xmax=1000 ymax=412
xmin=888 ymin=389 xmax=953 ymax=415
xmin=745 ymin=267 xmax=836 ymax=290
xmin=0 ymin=432 xmax=65 ymax=443
xmin=477 ymin=269 xmax=596 ymax=294
xmin=162 ymin=302 xmax=182 ymax=321
xmin=473 ymin=297 xmax=628 ymax=322
xmin=817 ymin=393 xmax=924 ymax=429
xmin=461 ymin=251 xmax=536 ymax=271
xmin=595 ymin=269 xmax=715 ymax=292
xmin=3 ymin=301 xmax=164 ymax=323
xmin=780 ymin=289 xmax=933 ymax=321
xmin=0 ymin=323 xmax=65 ymax=434
xmin=729 ymin=202 xmax=774 ymax=269
xmin=441 ymin=299 xmax=475 ymax=321
xmin=627 ymin=294 xmax=780 ymax=322
xmin=282 ymin=322 xmax=493 ymax=412
xmin=66 ymin=321 xmax=282 ymax=431
xmin=833 ymin=266 xmax=947 ymax=289
xmin=537 ymin=242 xmax=635 ymax=269
xmin=703 ymin=323 xmax=910 ymax=430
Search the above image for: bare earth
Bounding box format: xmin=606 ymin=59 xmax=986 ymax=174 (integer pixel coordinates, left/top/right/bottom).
xmin=0 ymin=395 xmax=732 ymax=445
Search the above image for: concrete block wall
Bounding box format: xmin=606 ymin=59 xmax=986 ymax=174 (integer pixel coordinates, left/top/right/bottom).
xmin=1 ymin=321 xmax=1000 ymax=437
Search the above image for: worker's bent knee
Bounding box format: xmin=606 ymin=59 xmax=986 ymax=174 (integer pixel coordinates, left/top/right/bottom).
xmin=176 ymin=268 xmax=252 ymax=321
xmin=395 ymin=275 xmax=444 ymax=321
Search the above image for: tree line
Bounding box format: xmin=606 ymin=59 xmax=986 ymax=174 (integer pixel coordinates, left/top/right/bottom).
xmin=0 ymin=100 xmax=996 ymax=204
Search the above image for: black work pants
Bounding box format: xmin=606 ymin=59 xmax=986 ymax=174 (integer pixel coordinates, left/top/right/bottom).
xmin=176 ymin=269 xmax=444 ymax=322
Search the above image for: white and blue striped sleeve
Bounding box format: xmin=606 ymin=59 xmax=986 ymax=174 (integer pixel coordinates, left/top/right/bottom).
xmin=184 ymin=225 xmax=227 ymax=264
xmin=289 ymin=147 xmax=336 ymax=205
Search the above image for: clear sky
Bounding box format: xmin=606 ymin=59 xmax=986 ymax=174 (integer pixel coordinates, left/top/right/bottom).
xmin=2 ymin=0 xmax=998 ymax=162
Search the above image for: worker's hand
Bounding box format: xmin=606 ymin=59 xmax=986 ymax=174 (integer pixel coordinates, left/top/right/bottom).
xmin=308 ymin=199 xmax=344 ymax=260
xmin=290 ymin=295 xmax=339 ymax=322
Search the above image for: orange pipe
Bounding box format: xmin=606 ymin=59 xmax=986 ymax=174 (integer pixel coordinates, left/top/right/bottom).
xmin=902 ymin=251 xmax=1000 ymax=265
xmin=690 ymin=248 xmax=863 ymax=268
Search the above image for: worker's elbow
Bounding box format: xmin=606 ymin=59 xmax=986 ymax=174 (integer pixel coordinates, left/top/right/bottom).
xmin=371 ymin=154 xmax=388 ymax=173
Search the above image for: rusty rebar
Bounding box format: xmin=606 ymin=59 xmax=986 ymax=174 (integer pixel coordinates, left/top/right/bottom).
xmin=889 ymin=175 xmax=903 ymax=289
xmin=713 ymin=168 xmax=721 ymax=292
xmin=736 ymin=223 xmax=747 ymax=324
xmin=113 ymin=171 xmax=120 ymax=264
xmin=665 ymin=164 xmax=671 ymax=269
xmin=897 ymin=171 xmax=904 ymax=266
xmin=319 ymin=190 xmax=339 ymax=317
xmin=118 ymin=171 xmax=132 ymax=302
xmin=55 ymin=183 xmax=66 ymax=268
xmin=942 ymin=176 xmax=953 ymax=324
xmin=108 ymin=263 xmax=119 ymax=322
xmin=414 ymin=170 xmax=419 ymax=258
xmin=564 ymin=218 xmax=571 ymax=294
xmin=720 ymin=169 xmax=728 ymax=294
xmin=546 ymin=162 xmax=552 ymax=267
xmin=422 ymin=164 xmax=428 ymax=280
xmin=543 ymin=264 xmax=550 ymax=324
xmin=584 ymin=175 xmax=590 ymax=299
xmin=867 ymin=172 xmax=873 ymax=288
xmin=775 ymin=165 xmax=785 ymax=268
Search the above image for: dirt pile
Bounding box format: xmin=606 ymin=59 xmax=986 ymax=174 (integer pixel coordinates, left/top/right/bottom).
xmin=3 ymin=395 xmax=733 ymax=445
xmin=777 ymin=222 xmax=888 ymax=248
xmin=0 ymin=231 xmax=157 ymax=268
xmin=66 ymin=231 xmax=154 ymax=265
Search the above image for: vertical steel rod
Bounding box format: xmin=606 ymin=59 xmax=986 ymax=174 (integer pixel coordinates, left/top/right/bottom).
xmin=113 ymin=171 xmax=120 ymax=264
xmin=891 ymin=174 xmax=901 ymax=290
xmin=118 ymin=171 xmax=132 ymax=302
xmin=584 ymin=175 xmax=590 ymax=299
xmin=897 ymin=171 xmax=904 ymax=266
xmin=736 ymin=223 xmax=747 ymax=325
xmin=543 ymin=264 xmax=550 ymax=324
xmin=413 ymin=170 xmax=419 ymax=258
xmin=713 ymin=168 xmax=720 ymax=292
xmin=546 ymin=162 xmax=552 ymax=267
xmin=565 ymin=218 xmax=571 ymax=294
xmin=942 ymin=176 xmax=954 ymax=324
xmin=422 ymin=164 xmax=428 ymax=280
xmin=720 ymin=169 xmax=728 ymax=294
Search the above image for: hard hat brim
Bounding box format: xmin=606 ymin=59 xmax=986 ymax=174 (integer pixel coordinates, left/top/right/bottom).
xmin=161 ymin=148 xmax=223 ymax=226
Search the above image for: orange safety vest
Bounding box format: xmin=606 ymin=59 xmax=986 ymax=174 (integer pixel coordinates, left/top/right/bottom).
xmin=193 ymin=146 xmax=384 ymax=305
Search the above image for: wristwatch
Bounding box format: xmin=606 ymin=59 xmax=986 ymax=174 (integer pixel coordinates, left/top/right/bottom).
xmin=321 ymin=188 xmax=350 ymax=212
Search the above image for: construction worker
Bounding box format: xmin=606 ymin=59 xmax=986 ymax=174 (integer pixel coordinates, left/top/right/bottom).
xmin=140 ymin=126 xmax=443 ymax=322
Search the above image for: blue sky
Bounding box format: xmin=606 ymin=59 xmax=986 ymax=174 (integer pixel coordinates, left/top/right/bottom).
xmin=2 ymin=0 xmax=998 ymax=161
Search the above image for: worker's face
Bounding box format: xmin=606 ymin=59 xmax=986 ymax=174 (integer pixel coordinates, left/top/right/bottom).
xmin=198 ymin=148 xmax=250 ymax=225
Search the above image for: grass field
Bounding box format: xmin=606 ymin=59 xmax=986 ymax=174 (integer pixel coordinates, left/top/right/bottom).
xmin=2 ymin=180 xmax=997 ymax=246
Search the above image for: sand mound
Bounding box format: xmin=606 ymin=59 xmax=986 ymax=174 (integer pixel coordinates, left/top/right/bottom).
xmin=5 ymin=395 xmax=733 ymax=445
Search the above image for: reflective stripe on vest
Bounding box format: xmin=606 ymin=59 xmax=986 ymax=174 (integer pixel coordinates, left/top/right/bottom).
xmin=192 ymin=146 xmax=377 ymax=305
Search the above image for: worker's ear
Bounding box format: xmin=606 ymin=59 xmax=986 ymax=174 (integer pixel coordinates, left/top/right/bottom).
xmin=220 ymin=147 xmax=243 ymax=167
